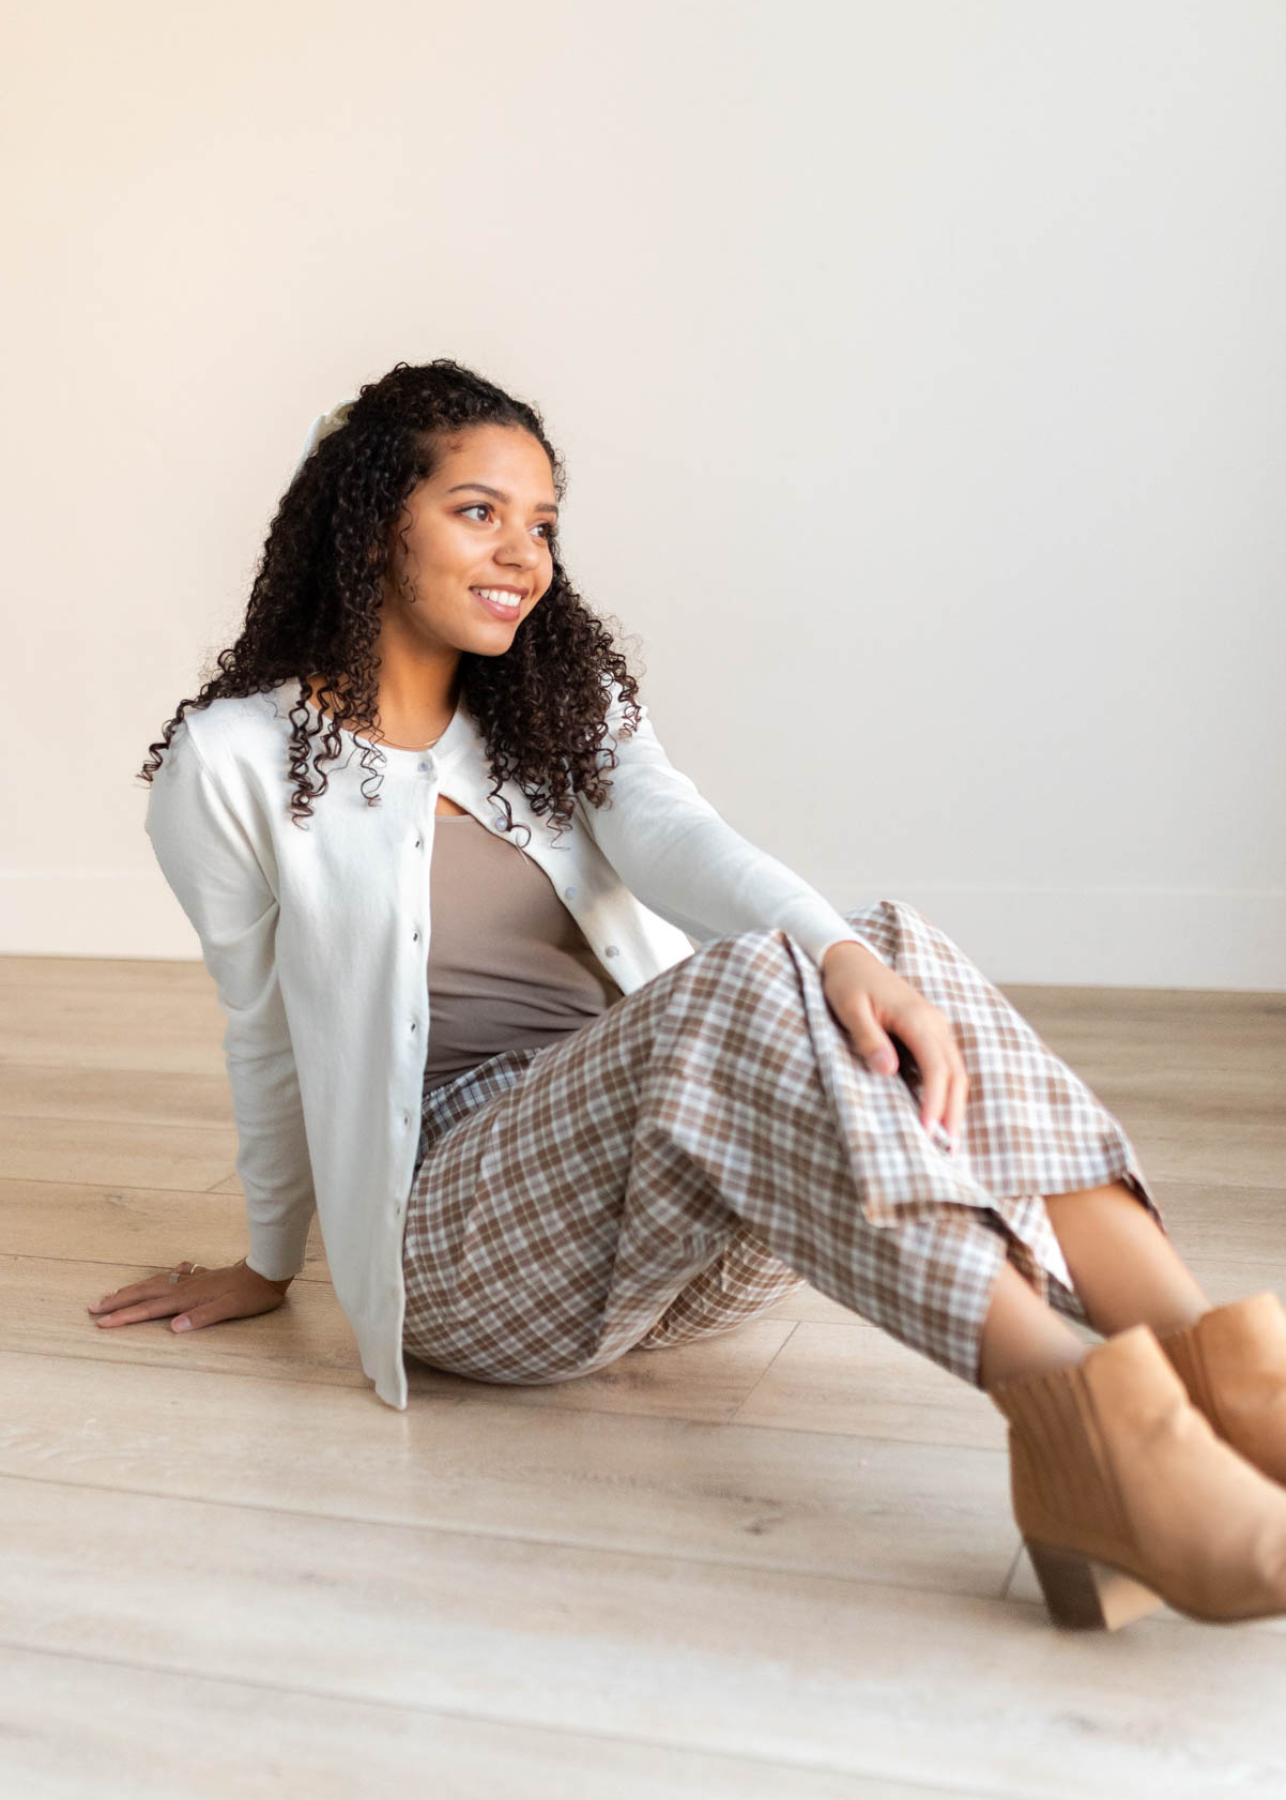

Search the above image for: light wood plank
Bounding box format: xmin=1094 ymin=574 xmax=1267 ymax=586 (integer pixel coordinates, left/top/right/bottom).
xmin=0 ymin=1060 xmax=232 ymax=1127
xmin=1084 ymin=1109 xmax=1286 ymax=1192
xmin=732 ymin=1320 xmax=1018 ymax=1447
xmin=2 ymin=1252 xmax=369 ymax=1388
xmin=0 ymin=1177 xmax=331 ymax=1275
xmin=0 ymin=956 xmax=222 ymax=1074
xmin=5 ymin=1476 xmax=1286 ymax=1795
xmin=0 ymin=1640 xmax=988 ymax=1800
xmin=0 ymin=1114 xmax=236 ymax=1190
xmin=0 ymin=1350 xmax=1020 ymax=1598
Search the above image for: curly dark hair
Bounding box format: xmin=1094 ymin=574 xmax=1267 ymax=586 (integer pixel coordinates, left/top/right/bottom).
xmin=138 ymin=359 xmax=644 ymax=843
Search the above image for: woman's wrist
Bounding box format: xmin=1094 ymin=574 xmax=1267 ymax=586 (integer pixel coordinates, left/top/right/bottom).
xmin=819 ymin=939 xmax=879 ymax=976
xmin=240 ymin=1255 xmax=294 ymax=1291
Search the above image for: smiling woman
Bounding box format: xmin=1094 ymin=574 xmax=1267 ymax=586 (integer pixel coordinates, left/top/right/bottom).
xmin=129 ymin=356 xmax=1286 ymax=1639
xmin=141 ymin=358 xmax=644 ymax=835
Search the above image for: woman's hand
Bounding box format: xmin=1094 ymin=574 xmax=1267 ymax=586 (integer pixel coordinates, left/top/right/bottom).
xmin=820 ymin=941 xmax=969 ymax=1149
xmin=86 ymin=1257 xmax=294 ymax=1334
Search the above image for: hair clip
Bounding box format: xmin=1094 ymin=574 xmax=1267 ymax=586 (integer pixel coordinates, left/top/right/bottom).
xmin=291 ymin=399 xmax=356 ymax=481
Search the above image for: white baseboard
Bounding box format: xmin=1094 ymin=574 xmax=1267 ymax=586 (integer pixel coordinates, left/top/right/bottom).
xmin=3 ymin=873 xmax=1284 ymax=991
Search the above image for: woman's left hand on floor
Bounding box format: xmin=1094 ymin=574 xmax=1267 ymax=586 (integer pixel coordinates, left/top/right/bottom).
xmin=86 ymin=1257 xmax=294 ymax=1334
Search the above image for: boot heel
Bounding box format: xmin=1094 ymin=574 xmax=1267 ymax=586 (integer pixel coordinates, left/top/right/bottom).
xmin=1024 ymin=1538 xmax=1165 ymax=1631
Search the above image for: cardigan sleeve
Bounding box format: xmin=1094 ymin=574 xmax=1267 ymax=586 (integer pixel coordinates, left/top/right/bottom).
xmin=144 ymin=720 xmax=317 ymax=1280
xmin=578 ymin=684 xmax=891 ymax=970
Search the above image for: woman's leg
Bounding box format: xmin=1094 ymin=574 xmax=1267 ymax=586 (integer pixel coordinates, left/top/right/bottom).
xmin=977 ymin=1178 xmax=1215 ymax=1387
xmin=1043 ymin=1179 xmax=1212 ymax=1336
xmin=977 ymin=1261 xmax=1089 ymax=1386
xmin=403 ymin=911 xmax=1161 ymax=1395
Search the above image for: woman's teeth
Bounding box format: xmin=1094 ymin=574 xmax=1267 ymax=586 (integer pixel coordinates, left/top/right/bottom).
xmin=473 ymin=588 xmax=521 ymax=616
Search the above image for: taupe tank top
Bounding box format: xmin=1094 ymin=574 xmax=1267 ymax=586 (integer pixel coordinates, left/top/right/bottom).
xmin=422 ymin=813 xmax=626 ymax=1092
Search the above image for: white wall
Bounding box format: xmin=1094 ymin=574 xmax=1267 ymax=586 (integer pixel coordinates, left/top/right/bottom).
xmin=4 ymin=0 xmax=1283 ymax=987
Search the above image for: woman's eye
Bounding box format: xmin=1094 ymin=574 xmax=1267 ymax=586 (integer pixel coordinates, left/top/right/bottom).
xmin=457 ymin=503 xmax=553 ymax=542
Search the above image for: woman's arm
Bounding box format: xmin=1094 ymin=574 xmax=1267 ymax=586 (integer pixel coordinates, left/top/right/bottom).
xmin=144 ymin=721 xmax=316 ymax=1280
xmin=579 ymin=682 xmax=890 ymax=970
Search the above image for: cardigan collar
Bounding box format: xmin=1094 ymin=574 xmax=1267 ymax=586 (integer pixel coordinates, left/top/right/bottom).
xmin=266 ymin=678 xmax=476 ymax=777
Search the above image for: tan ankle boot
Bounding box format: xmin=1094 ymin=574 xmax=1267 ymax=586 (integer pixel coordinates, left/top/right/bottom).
xmin=986 ymin=1321 xmax=1286 ymax=1629
xmin=1154 ymin=1292 xmax=1286 ymax=1486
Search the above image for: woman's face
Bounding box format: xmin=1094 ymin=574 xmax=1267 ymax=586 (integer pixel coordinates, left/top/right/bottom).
xmin=383 ymin=423 xmax=558 ymax=651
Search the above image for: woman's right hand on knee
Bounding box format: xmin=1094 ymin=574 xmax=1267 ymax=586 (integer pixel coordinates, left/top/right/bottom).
xmin=86 ymin=1256 xmax=294 ymax=1334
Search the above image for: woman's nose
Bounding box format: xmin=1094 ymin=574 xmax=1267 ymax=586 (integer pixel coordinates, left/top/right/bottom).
xmin=496 ymin=529 xmax=541 ymax=569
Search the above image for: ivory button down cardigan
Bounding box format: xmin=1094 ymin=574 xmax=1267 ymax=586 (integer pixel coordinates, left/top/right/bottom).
xmin=144 ymin=675 xmax=888 ymax=1410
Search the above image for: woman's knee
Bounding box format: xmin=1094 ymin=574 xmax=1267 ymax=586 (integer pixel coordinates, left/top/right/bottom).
xmin=839 ymin=896 xmax=923 ymax=949
xmin=877 ymin=897 xmax=930 ymax=932
xmin=690 ymin=925 xmax=796 ymax=977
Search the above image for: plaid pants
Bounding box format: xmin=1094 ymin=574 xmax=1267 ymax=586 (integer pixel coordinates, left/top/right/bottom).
xmin=401 ymin=899 xmax=1164 ymax=1390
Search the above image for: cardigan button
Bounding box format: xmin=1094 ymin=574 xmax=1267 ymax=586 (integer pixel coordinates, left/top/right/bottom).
xmin=604 ymin=945 xmax=620 ymax=958
xmin=564 ymin=886 xmax=577 ymax=900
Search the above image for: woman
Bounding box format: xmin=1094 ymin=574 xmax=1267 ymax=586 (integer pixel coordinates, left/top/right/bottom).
xmin=100 ymin=359 xmax=1286 ymax=1632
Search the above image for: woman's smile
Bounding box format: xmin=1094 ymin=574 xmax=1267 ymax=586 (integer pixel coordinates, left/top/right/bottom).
xmin=471 ymin=584 xmax=526 ymax=620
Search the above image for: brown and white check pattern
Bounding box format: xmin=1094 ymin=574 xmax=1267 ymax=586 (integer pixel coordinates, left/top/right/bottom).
xmin=401 ymin=899 xmax=1164 ymax=1390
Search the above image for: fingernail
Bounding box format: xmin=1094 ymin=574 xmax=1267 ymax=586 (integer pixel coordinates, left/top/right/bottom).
xmin=174 ymin=1317 xmax=192 ymax=1331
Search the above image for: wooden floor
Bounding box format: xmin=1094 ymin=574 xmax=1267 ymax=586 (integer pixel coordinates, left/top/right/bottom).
xmin=2 ymin=955 xmax=1285 ymax=1799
